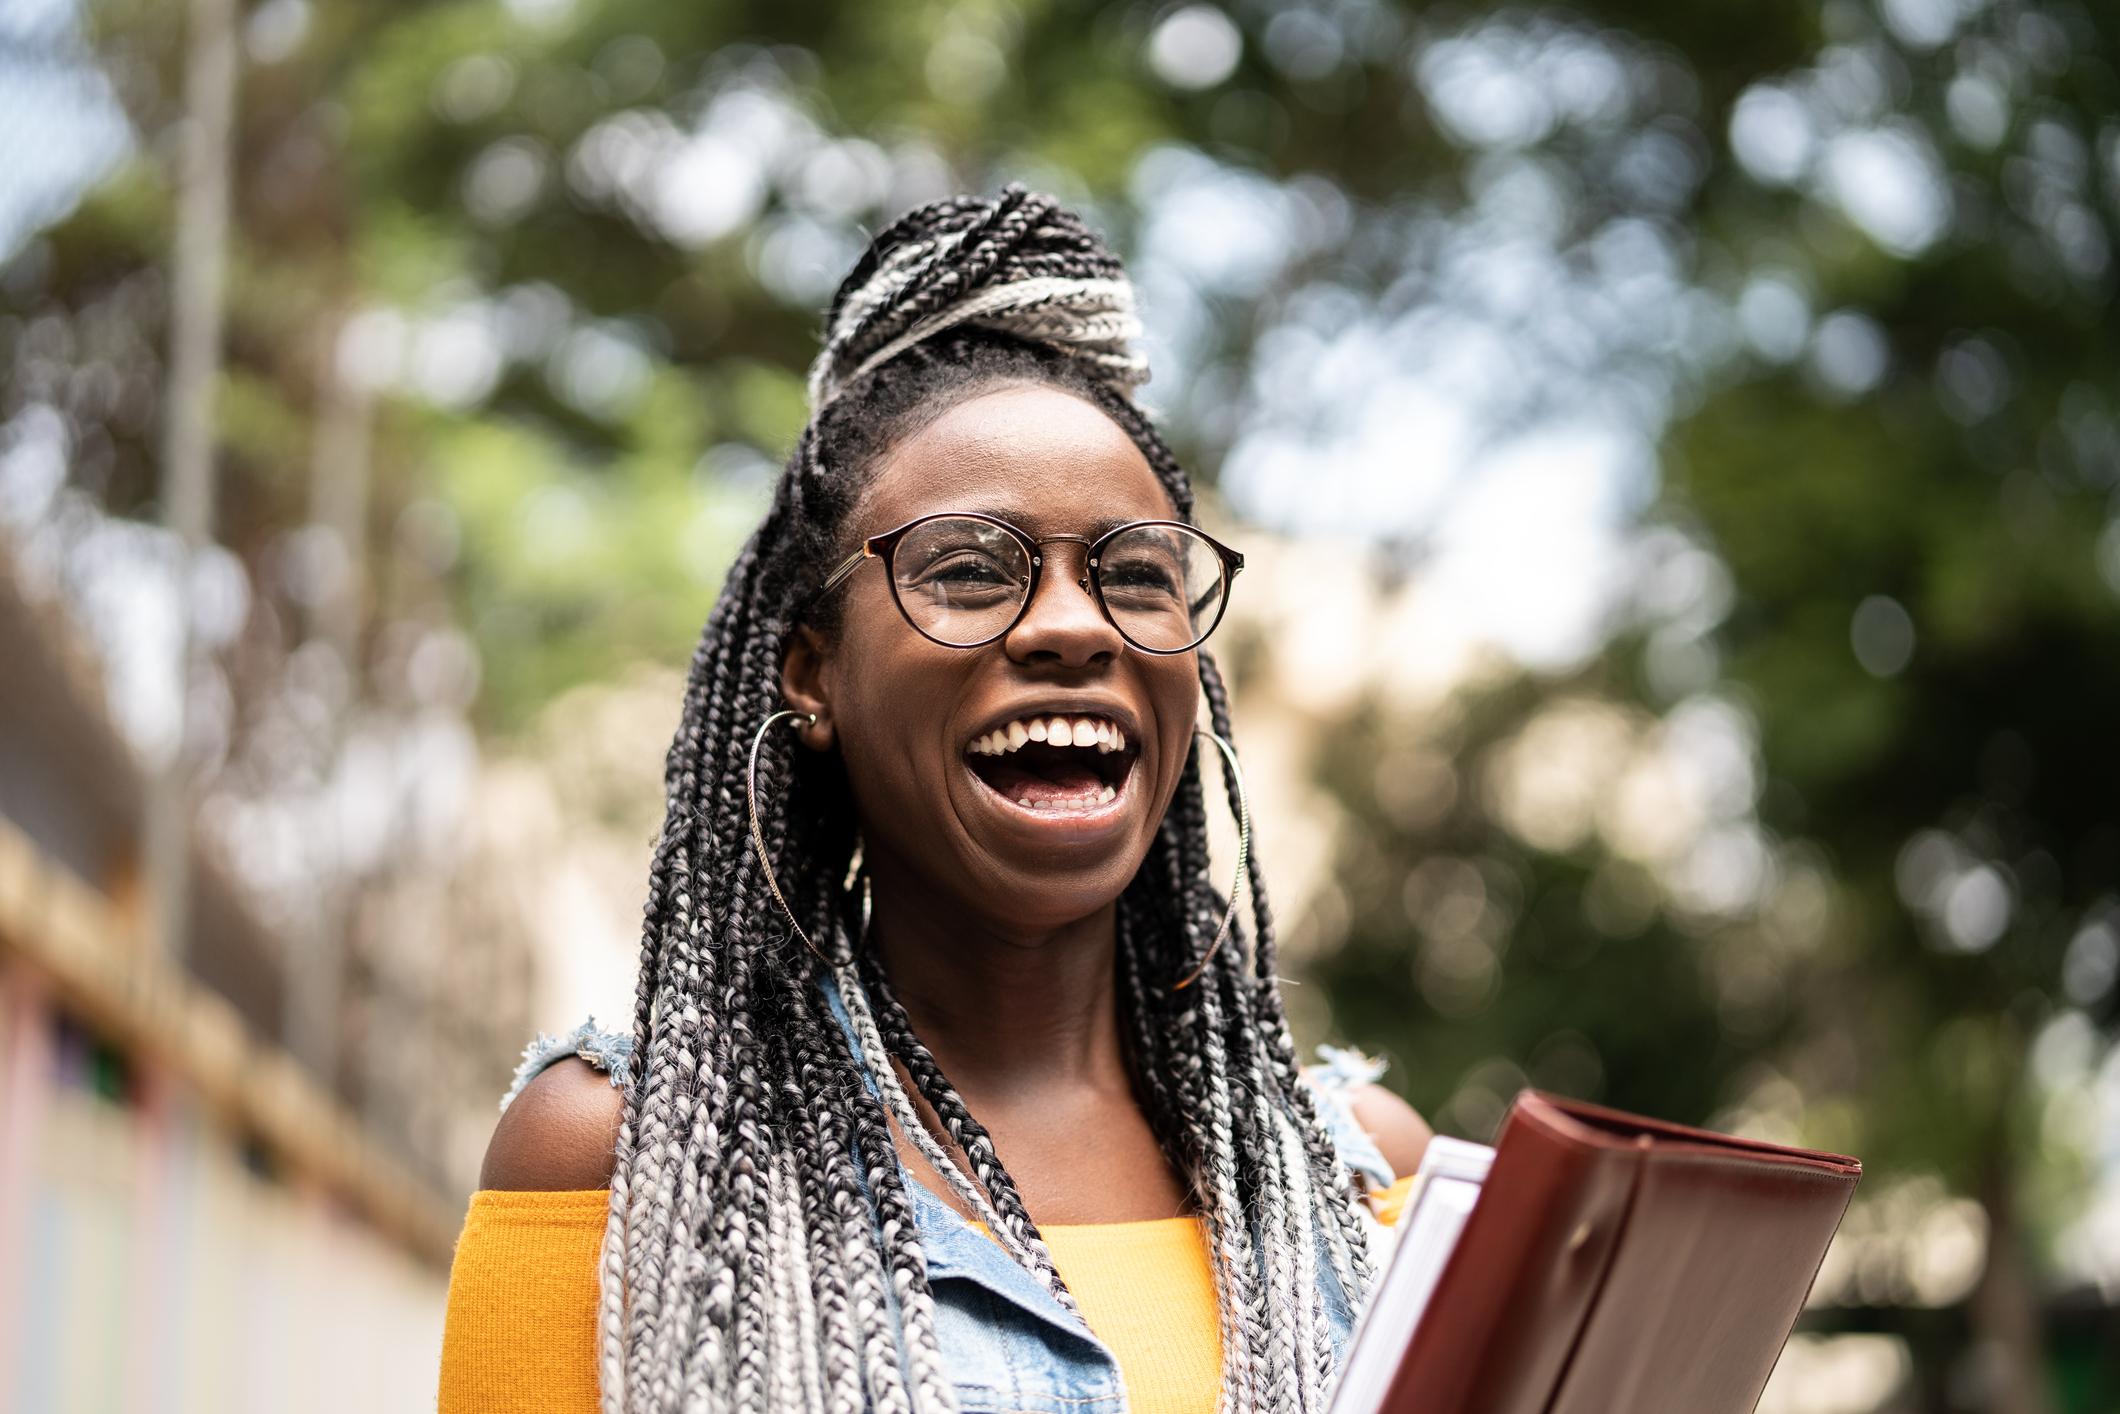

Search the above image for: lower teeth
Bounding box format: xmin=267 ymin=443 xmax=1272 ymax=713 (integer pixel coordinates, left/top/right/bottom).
xmin=1013 ymin=785 xmax=1119 ymax=811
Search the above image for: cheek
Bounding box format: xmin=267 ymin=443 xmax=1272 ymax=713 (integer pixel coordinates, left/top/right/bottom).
xmin=1148 ymin=658 xmax=1203 ymax=801
xmin=824 ymin=637 xmax=961 ymax=805
xmin=825 ymin=594 xmax=918 ymax=722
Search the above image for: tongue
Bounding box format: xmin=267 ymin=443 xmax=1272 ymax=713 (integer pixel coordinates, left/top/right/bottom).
xmin=977 ymin=757 xmax=1108 ymax=808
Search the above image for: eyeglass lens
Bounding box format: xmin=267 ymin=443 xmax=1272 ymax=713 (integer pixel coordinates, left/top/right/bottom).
xmin=891 ymin=516 xmax=1228 ymax=651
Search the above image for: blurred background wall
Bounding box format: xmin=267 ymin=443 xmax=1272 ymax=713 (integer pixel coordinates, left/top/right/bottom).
xmin=1 ymin=0 xmax=2117 ymax=1409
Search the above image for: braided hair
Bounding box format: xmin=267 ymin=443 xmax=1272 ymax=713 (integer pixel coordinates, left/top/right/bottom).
xmin=601 ymin=186 xmax=1376 ymax=1414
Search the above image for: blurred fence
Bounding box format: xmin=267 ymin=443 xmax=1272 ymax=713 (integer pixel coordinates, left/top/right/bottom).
xmin=1 ymin=988 xmax=445 ymax=1410
xmin=0 ymin=523 xmax=465 ymax=1404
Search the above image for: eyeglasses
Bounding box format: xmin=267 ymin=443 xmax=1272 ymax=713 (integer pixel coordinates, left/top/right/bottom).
xmin=812 ymin=512 xmax=1244 ymax=655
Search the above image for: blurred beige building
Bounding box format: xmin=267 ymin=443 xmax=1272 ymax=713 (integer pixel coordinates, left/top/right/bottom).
xmin=0 ymin=536 xmax=532 ymax=1410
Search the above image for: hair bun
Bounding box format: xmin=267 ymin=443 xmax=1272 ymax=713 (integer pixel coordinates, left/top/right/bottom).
xmin=805 ymin=185 xmax=1149 ymax=411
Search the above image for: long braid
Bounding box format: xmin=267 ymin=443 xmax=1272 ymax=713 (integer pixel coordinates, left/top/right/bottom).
xmin=601 ymin=189 xmax=1375 ymax=1414
xmin=784 ymin=996 xmax=903 ymax=1414
xmin=1121 ymin=743 xmax=1296 ymax=1414
xmin=1135 ymin=734 xmax=1272 ymax=1414
xmin=1201 ymin=650 xmax=1377 ymax=1305
xmin=713 ymin=750 xmax=780 ymax=1414
xmin=854 ymin=958 xmax=1085 ymax=1320
xmin=651 ymin=572 xmax=777 ymax=1407
xmin=613 ymin=538 xmax=778 ymax=1407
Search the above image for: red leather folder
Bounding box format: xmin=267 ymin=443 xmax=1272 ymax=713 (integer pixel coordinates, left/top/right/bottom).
xmin=1363 ymin=1090 xmax=1861 ymax=1414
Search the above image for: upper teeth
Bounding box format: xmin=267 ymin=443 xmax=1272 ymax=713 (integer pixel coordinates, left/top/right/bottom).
xmin=969 ymin=715 xmax=1128 ymax=756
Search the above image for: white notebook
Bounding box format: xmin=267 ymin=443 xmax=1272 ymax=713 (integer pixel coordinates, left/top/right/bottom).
xmin=1332 ymin=1136 xmax=1497 ymax=1414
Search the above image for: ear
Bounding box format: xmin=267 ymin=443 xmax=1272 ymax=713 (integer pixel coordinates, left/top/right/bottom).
xmin=780 ymin=625 xmax=838 ymax=752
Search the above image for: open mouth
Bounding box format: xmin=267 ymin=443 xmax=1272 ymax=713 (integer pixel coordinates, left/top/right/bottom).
xmin=964 ymin=713 xmax=1138 ymax=818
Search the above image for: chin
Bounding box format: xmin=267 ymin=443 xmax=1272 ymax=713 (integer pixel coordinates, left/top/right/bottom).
xmin=943 ymin=821 xmax=1158 ymax=940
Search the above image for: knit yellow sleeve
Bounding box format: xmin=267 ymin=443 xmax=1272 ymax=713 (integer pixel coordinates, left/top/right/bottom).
xmin=438 ymin=1188 xmax=610 ymax=1414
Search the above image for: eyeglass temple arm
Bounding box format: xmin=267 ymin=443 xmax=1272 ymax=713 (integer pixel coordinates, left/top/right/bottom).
xmin=816 ymin=543 xmax=877 ymax=600
xmin=1183 ymin=547 xmax=1242 ymax=617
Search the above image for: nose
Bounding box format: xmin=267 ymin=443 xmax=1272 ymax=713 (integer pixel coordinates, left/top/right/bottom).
xmin=1004 ymin=541 xmax=1122 ymax=668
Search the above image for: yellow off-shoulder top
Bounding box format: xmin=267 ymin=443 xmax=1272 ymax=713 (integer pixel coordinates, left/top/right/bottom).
xmin=438 ymin=1176 xmax=1416 ymax=1414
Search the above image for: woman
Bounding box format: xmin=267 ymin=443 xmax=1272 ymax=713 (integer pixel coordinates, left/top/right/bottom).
xmin=439 ymin=187 xmax=1432 ymax=1414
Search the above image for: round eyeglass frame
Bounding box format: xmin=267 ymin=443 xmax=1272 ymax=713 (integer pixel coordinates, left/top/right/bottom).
xmin=810 ymin=511 xmax=1245 ymax=655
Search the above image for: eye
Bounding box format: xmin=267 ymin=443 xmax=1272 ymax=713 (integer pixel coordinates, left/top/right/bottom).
xmin=1101 ymin=554 xmax=1183 ymax=597
xmin=919 ymin=550 xmax=1018 ymax=586
xmin=899 ymin=548 xmax=1024 ymax=608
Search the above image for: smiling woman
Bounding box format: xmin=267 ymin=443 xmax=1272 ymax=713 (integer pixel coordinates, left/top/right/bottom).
xmin=437 ymin=186 xmax=1430 ymax=1414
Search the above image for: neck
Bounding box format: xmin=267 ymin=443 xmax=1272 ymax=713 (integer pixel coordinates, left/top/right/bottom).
xmin=861 ymin=871 xmax=1132 ymax=1103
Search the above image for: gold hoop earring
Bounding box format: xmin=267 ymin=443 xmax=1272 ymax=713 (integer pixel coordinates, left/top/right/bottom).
xmin=1172 ymin=726 xmax=1252 ymax=991
xmin=843 ymin=835 xmax=874 ymax=941
xmin=747 ymin=707 xmax=848 ymax=966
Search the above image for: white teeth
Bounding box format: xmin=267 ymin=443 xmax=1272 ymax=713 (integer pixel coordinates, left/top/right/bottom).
xmin=969 ymin=714 xmax=1133 ymax=756
xmin=1008 ymin=786 xmax=1117 ymax=811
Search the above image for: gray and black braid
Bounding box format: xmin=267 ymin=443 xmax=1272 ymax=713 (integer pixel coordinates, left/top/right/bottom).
xmin=599 ymin=186 xmax=1374 ymax=1414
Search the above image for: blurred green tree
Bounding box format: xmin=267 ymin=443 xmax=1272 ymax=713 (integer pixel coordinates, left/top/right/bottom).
xmin=1291 ymin=4 xmax=2119 ymax=1411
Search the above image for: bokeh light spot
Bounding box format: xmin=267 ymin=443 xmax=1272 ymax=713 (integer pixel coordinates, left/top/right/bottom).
xmin=1147 ymin=6 xmax=1242 ymax=91
xmin=1850 ymin=594 xmax=1915 ymax=678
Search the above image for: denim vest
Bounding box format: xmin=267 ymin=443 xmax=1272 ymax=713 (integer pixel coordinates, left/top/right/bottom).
xmin=505 ymin=985 xmax=1397 ymax=1413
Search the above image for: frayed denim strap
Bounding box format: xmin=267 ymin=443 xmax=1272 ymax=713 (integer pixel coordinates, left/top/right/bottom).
xmin=1301 ymin=1043 xmax=1396 ymax=1191
xmin=498 ymin=1016 xmax=634 ymax=1113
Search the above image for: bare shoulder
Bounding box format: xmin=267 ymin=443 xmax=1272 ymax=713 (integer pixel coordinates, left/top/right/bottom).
xmin=479 ymin=1056 xmax=625 ymax=1191
xmin=1345 ymin=1083 xmax=1434 ymax=1181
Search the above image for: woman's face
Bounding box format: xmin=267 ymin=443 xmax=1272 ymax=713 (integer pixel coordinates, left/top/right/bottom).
xmin=785 ymin=383 xmax=1201 ymax=936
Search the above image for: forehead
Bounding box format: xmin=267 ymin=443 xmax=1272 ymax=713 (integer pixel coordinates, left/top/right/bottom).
xmin=854 ymin=384 xmax=1177 ymax=536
